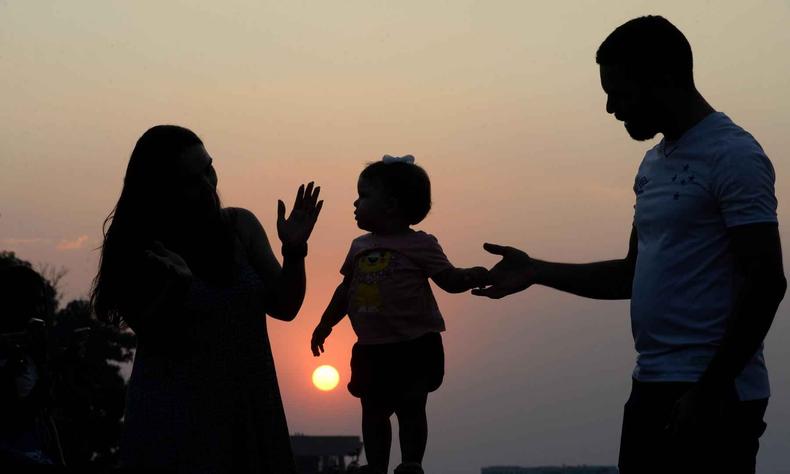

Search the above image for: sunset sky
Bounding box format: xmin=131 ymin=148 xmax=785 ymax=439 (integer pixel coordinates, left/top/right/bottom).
xmin=2 ymin=1 xmax=790 ymax=472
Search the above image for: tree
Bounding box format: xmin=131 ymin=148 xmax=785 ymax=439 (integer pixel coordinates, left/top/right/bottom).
xmin=49 ymin=299 xmax=136 ymax=468
xmin=0 ymin=250 xmax=58 ymax=318
xmin=0 ymin=251 xmax=136 ymax=468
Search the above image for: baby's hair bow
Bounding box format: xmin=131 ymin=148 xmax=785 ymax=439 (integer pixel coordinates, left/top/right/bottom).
xmin=382 ymin=154 xmax=415 ymax=164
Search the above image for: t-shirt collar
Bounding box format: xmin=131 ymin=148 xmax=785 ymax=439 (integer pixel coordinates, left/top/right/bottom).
xmin=659 ymin=111 xmax=724 ymax=157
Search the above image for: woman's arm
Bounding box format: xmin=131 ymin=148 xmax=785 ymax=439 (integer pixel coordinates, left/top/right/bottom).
xmin=231 ymin=207 xmax=300 ymax=321
xmin=231 ymin=184 xmax=322 ymax=321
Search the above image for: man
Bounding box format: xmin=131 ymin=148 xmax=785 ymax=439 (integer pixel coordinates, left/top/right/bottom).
xmin=473 ymin=16 xmax=786 ymax=474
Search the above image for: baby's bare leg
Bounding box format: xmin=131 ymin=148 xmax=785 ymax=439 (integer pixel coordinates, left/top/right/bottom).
xmin=362 ymin=396 xmax=396 ymax=471
xmin=395 ymin=392 xmax=429 ymax=464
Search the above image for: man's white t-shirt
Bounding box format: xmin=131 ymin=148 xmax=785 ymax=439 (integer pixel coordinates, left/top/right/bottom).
xmin=631 ymin=112 xmax=778 ymax=400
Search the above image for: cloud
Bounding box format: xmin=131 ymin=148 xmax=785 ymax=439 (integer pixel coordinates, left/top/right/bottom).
xmin=56 ymin=235 xmax=89 ymax=251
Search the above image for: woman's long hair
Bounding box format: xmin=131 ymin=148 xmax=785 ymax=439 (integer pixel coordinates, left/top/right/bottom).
xmin=91 ymin=125 xmax=235 ymax=327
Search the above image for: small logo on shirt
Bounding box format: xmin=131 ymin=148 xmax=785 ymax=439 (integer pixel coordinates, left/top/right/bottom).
xmin=634 ymin=176 xmax=650 ymax=195
xmin=671 ymin=164 xmax=694 ymax=200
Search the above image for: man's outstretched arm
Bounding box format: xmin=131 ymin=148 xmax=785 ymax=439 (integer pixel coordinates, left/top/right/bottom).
xmin=473 ymin=225 xmax=638 ymax=300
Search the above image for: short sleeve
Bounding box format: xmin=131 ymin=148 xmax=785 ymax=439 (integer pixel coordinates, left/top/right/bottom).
xmin=712 ymin=146 xmax=778 ymax=228
xmin=407 ymin=233 xmax=454 ymax=277
xmin=340 ymin=243 xmax=357 ymax=276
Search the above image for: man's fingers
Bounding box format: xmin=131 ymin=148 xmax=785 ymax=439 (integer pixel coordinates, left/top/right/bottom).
xmin=471 ymin=286 xmax=506 ymax=299
xmin=483 ymin=242 xmax=510 ymax=256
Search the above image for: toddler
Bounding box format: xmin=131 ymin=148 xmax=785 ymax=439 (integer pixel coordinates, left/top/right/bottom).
xmin=311 ymin=155 xmax=488 ymax=474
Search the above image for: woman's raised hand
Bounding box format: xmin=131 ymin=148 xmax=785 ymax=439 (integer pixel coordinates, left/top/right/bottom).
xmin=277 ymin=182 xmax=324 ymax=250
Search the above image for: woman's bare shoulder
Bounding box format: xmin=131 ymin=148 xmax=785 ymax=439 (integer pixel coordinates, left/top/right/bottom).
xmin=224 ymin=207 xmax=266 ymax=240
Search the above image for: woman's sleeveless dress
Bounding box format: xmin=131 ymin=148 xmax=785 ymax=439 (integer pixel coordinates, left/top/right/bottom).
xmin=121 ymin=260 xmax=296 ymax=473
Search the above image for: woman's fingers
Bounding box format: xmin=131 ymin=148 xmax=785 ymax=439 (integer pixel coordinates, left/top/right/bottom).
xmin=145 ymin=250 xmax=175 ymax=272
xmin=277 ymin=200 xmax=286 ymax=223
xmin=304 ymin=182 xmax=314 ymax=204
xmin=293 ymin=184 xmax=305 ymax=210
xmin=309 ymin=185 xmax=321 ymax=208
xmin=150 ymin=240 xmax=168 ymax=256
xmin=287 ymin=181 xmax=322 ymax=214
xmin=313 ymin=200 xmax=324 ymax=219
xmin=151 ymin=241 xmax=182 ymax=263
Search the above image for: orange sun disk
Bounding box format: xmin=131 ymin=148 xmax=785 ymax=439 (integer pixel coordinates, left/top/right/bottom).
xmin=312 ymin=365 xmax=340 ymax=391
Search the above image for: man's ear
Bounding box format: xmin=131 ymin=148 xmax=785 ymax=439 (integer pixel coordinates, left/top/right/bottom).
xmin=652 ymin=71 xmax=683 ymax=91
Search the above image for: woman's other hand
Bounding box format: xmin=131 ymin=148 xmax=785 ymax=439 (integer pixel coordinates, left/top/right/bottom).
xmin=144 ymin=241 xmax=193 ymax=281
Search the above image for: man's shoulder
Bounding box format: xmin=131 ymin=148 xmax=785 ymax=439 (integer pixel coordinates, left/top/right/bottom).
xmin=699 ymin=113 xmax=766 ymax=159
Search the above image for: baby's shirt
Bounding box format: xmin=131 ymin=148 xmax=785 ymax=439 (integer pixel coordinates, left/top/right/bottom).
xmin=340 ymin=230 xmax=453 ymax=344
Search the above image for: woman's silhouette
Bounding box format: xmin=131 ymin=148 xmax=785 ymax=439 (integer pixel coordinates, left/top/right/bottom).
xmin=91 ymin=125 xmax=322 ymax=473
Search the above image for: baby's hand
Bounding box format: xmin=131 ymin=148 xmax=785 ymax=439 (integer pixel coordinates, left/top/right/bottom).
xmin=311 ymin=324 xmax=333 ymax=357
xmin=464 ymin=266 xmax=490 ymax=290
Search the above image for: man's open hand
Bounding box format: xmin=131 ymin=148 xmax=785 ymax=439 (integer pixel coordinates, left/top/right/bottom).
xmin=471 ymin=243 xmax=537 ymax=299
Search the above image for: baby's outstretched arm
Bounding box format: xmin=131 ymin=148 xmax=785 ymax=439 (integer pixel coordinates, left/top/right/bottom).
xmin=432 ymin=266 xmax=489 ymax=294
xmin=311 ymin=277 xmax=351 ymax=356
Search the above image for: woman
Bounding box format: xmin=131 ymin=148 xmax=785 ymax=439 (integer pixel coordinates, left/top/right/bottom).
xmin=91 ymin=125 xmax=321 ymax=473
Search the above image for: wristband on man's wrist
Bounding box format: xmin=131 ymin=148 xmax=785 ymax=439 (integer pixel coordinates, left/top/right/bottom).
xmin=282 ymin=242 xmax=308 ymax=259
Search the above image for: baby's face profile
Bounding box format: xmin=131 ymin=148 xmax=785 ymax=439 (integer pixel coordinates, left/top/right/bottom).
xmin=353 ymin=177 xmax=389 ymax=232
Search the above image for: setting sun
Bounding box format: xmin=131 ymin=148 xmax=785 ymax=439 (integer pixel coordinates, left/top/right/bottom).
xmin=312 ymin=365 xmax=340 ymax=392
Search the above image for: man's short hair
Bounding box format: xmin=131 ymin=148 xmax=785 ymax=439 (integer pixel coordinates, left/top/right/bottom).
xmin=596 ymin=15 xmax=694 ymax=88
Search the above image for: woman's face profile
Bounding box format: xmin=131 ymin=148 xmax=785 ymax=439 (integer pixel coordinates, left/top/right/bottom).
xmin=171 ymin=144 xmax=219 ymax=215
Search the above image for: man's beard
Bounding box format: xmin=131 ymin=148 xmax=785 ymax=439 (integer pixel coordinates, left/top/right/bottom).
xmin=624 ymin=119 xmax=659 ymax=142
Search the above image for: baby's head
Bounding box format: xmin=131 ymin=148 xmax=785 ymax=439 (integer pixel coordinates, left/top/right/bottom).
xmin=354 ymin=156 xmax=431 ymax=233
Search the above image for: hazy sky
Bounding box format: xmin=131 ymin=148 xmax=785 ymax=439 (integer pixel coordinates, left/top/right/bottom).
xmin=2 ymin=1 xmax=790 ymax=472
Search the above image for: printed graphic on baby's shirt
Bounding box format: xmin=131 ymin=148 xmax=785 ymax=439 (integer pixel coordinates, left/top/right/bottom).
xmin=353 ymin=250 xmax=395 ymax=313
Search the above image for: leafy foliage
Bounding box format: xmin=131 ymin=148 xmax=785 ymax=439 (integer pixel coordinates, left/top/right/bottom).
xmin=0 ymin=251 xmax=137 ymax=468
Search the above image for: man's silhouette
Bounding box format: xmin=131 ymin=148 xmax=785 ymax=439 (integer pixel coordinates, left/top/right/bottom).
xmin=474 ymin=16 xmax=786 ymax=474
